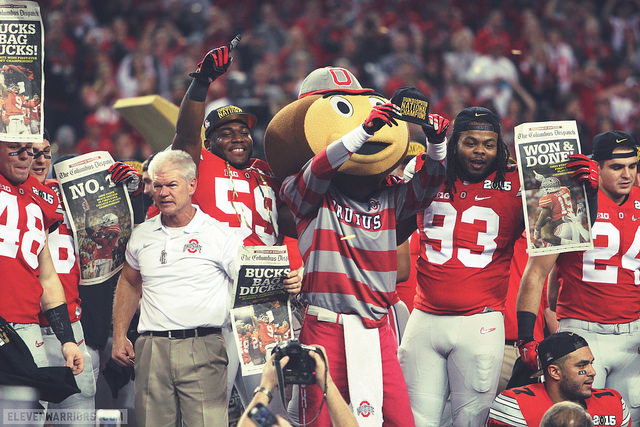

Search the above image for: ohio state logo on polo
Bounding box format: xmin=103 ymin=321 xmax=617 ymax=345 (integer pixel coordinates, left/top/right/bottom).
xmin=357 ymin=401 xmax=375 ymax=418
xmin=183 ymin=239 xmax=202 ymax=254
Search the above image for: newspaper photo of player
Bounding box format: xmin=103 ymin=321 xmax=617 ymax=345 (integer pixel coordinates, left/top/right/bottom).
xmin=0 ymin=1 xmax=44 ymax=141
xmin=53 ymin=151 xmax=134 ymax=284
xmin=515 ymin=120 xmax=593 ymax=256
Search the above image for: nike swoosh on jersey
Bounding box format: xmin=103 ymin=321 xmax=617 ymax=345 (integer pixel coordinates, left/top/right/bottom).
xmin=480 ymin=327 xmax=496 ymax=334
xmin=35 ymin=341 xmax=44 ymax=347
xmin=633 ymin=216 xmax=640 ymax=221
xmin=475 ymin=196 xmax=491 ymax=201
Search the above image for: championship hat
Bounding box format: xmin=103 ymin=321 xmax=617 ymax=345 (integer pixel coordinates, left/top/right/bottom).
xmin=536 ymin=332 xmax=589 ymax=375
xmin=390 ymin=87 xmax=430 ymax=127
xmin=203 ymin=105 xmax=257 ymax=139
xmin=590 ymin=130 xmax=638 ymax=161
xmin=452 ymin=106 xmax=500 ymax=135
xmin=298 ymin=67 xmax=374 ymax=99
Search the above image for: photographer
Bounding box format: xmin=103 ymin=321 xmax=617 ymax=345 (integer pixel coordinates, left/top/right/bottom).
xmin=239 ymin=345 xmax=357 ymax=427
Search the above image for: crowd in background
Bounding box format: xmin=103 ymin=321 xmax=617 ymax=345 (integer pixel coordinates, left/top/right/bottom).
xmin=42 ymin=0 xmax=640 ymax=160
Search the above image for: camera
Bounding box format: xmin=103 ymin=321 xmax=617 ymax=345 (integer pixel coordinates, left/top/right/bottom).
xmin=272 ymin=339 xmax=321 ymax=385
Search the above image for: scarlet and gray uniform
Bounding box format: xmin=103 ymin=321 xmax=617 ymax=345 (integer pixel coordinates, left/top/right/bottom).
xmin=399 ymin=167 xmax=524 ymax=426
xmin=281 ymin=139 xmax=445 ymax=426
xmin=488 ymin=383 xmax=631 ymax=427
xmin=0 ymin=173 xmax=61 ymax=368
xmin=39 ymin=180 xmax=97 ymax=419
xmin=554 ymin=186 xmax=640 ymax=421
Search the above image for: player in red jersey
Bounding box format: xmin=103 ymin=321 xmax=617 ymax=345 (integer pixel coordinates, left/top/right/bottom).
xmin=533 ymin=172 xmax=589 ymax=247
xmin=398 ymin=107 xmax=524 ymax=426
xmin=256 ymin=314 xmax=277 ymax=348
xmin=517 ymin=130 xmax=640 ymax=423
xmin=29 ymin=132 xmax=98 ymax=417
xmin=170 ymin=37 xmax=302 ymax=412
xmin=0 ymin=140 xmax=84 ymax=382
xmin=488 ymin=332 xmax=631 ymax=427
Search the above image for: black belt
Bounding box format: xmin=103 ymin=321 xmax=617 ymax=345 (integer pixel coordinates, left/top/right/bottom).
xmin=142 ymin=327 xmax=221 ymax=339
xmin=505 ymin=339 xmax=518 ymax=346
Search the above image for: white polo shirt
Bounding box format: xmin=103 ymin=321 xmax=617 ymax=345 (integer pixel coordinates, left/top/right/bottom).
xmin=126 ymin=205 xmax=243 ymax=332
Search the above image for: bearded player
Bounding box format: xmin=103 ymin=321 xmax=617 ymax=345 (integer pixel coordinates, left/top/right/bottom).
xmin=488 ymin=332 xmax=630 ymax=427
xmin=170 ymin=37 xmax=302 ymax=410
xmin=398 ymin=107 xmax=597 ymax=426
xmin=517 ymin=130 xmax=640 ymax=423
xmin=0 ymin=140 xmax=84 ymax=385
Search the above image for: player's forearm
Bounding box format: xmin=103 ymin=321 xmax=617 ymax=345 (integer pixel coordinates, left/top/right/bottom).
xmin=39 ymin=243 xmax=66 ymax=310
xmin=325 ymin=379 xmax=358 ymax=427
xmin=172 ymin=79 xmax=207 ymax=160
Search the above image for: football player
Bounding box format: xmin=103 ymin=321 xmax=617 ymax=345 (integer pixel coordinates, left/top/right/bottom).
xmin=398 ymin=107 xmax=596 ymax=426
xmin=0 ymin=139 xmax=84 ymax=383
xmin=516 ymin=130 xmax=640 ymax=423
xmin=169 ymin=37 xmax=302 ymax=411
xmin=488 ymin=332 xmax=630 ymax=427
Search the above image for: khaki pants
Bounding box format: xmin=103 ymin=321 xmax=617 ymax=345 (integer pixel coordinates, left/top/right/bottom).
xmin=134 ymin=333 xmax=228 ymax=427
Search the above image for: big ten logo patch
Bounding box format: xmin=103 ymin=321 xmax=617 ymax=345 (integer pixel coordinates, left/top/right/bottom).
xmin=356 ymin=401 xmax=375 ymax=418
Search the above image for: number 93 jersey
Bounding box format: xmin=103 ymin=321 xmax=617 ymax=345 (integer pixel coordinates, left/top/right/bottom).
xmin=0 ymin=174 xmax=62 ymax=323
xmin=556 ymin=186 xmax=640 ymax=323
xmin=415 ymin=169 xmax=524 ymax=315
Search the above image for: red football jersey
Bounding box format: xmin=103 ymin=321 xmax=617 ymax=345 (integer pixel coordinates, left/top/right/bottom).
xmin=241 ymin=332 xmax=252 ymax=363
xmin=257 ymin=321 xmax=277 ymax=346
xmin=488 ymin=383 xmax=630 ymax=427
xmin=539 ymin=187 xmax=573 ymax=222
xmin=555 ymin=186 xmax=640 ymax=323
xmin=415 ymin=169 xmax=524 ymax=315
xmin=0 ymin=174 xmax=62 ymax=323
xmin=4 ymin=91 xmax=25 ymax=116
xmin=193 ymin=148 xmax=280 ymax=246
xmin=38 ymin=180 xmax=81 ymax=325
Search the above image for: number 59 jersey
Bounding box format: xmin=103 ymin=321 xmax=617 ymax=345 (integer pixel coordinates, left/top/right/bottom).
xmin=556 ymin=186 xmax=640 ymax=324
xmin=0 ymin=174 xmax=62 ymax=323
xmin=415 ymin=169 xmax=524 ymax=315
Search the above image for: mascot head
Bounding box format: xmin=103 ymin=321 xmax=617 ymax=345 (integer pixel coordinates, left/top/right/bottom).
xmin=265 ymin=67 xmax=409 ymax=197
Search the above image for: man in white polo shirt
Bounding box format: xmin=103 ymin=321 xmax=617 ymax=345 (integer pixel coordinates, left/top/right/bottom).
xmin=111 ymin=150 xmax=243 ymax=427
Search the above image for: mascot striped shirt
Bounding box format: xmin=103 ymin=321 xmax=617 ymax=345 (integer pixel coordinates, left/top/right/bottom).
xmin=281 ymin=138 xmax=445 ymax=328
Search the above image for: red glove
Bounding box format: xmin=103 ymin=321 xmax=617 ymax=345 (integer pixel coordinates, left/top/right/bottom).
xmin=108 ymin=162 xmax=142 ymax=197
xmin=362 ymin=102 xmax=401 ymax=135
xmin=422 ymin=113 xmax=450 ymax=144
xmin=189 ymin=35 xmax=241 ymax=84
xmin=517 ymin=339 xmax=539 ymax=371
xmin=567 ymin=154 xmax=599 ymax=191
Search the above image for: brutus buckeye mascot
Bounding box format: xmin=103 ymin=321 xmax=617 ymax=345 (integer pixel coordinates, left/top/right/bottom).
xmin=264 ymin=67 xmax=449 ymax=426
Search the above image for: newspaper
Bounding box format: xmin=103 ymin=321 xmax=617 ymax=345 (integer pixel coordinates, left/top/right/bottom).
xmin=53 ymin=152 xmax=133 ymax=284
xmin=514 ymin=121 xmax=593 ymax=256
xmin=0 ymin=1 xmax=43 ymax=141
xmin=230 ymin=246 xmax=293 ymax=376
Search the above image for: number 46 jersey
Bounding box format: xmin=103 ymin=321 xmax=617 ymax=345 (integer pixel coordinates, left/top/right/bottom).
xmin=415 ymin=168 xmax=524 ymax=315
xmin=556 ymin=186 xmax=640 ymax=324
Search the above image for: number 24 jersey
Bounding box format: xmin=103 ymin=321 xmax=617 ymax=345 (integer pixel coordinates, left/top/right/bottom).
xmin=556 ymin=186 xmax=640 ymax=323
xmin=415 ymin=169 xmax=524 ymax=315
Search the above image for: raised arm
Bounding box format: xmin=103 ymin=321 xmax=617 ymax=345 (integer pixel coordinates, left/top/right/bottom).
xmin=172 ymin=36 xmax=240 ymax=165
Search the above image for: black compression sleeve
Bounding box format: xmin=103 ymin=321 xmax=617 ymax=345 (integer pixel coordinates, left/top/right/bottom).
xmin=45 ymin=303 xmax=76 ymax=345
xmin=517 ymin=311 xmax=537 ymax=341
xmin=185 ymin=78 xmax=209 ymax=102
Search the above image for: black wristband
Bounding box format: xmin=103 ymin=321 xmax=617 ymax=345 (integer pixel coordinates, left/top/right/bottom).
xmin=517 ymin=311 xmax=537 ymax=341
xmin=45 ymin=303 xmax=75 ymax=345
xmin=185 ymin=78 xmax=209 ymax=102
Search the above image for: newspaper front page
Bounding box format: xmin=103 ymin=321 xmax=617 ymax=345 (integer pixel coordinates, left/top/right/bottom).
xmin=230 ymin=246 xmax=293 ymax=376
xmin=0 ymin=0 xmax=43 ymax=141
xmin=53 ymin=151 xmax=133 ymax=284
xmin=514 ymin=121 xmax=593 ymax=256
